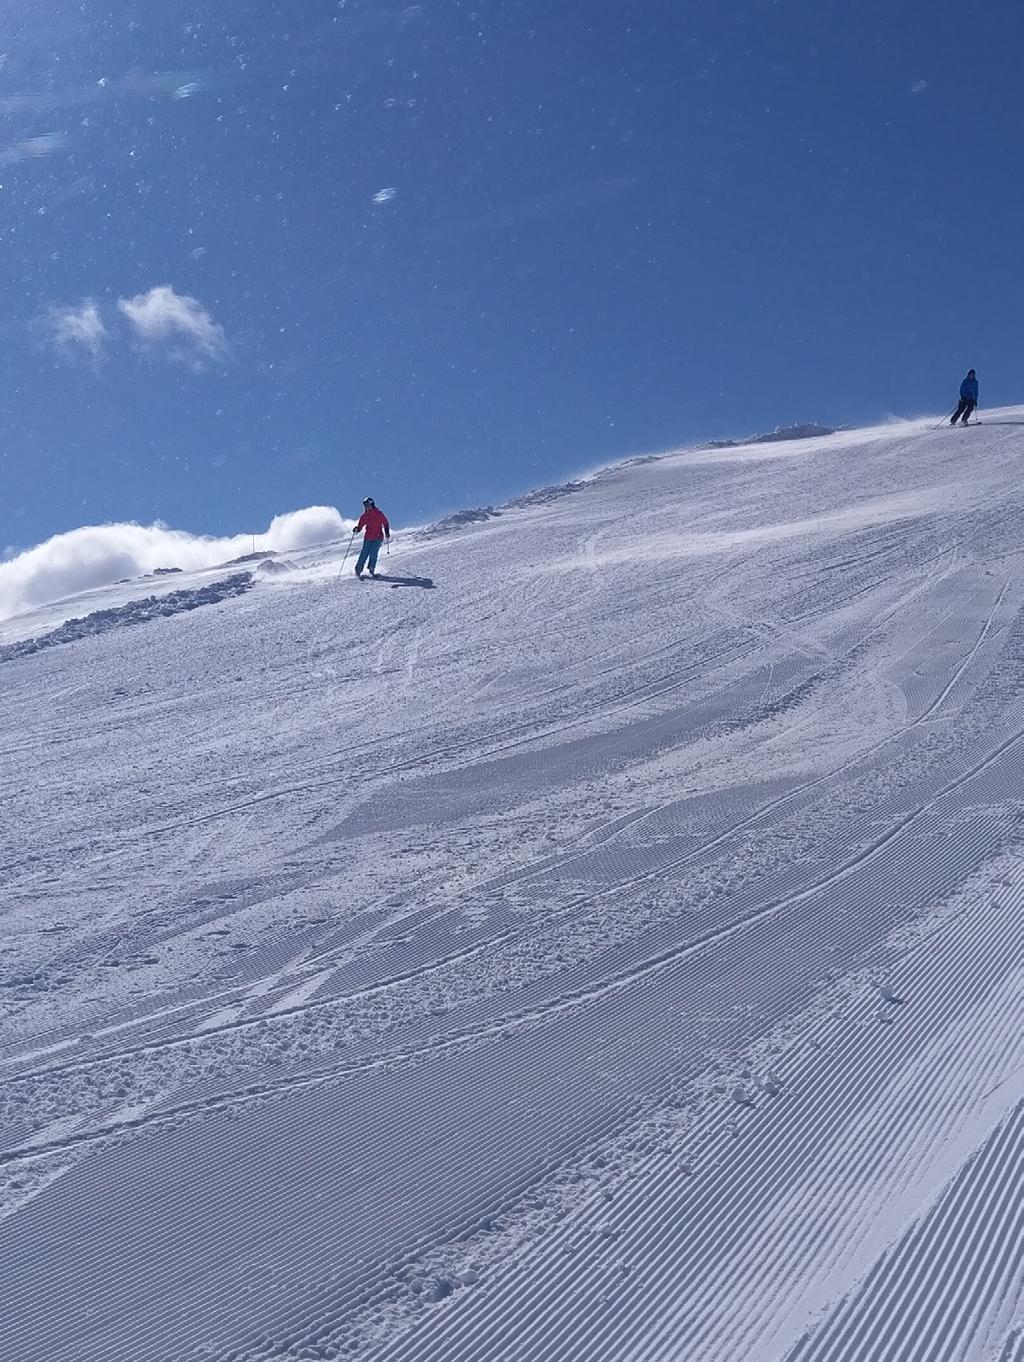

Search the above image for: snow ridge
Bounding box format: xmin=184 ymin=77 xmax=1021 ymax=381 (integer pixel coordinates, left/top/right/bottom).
xmin=0 ymin=572 xmax=253 ymax=663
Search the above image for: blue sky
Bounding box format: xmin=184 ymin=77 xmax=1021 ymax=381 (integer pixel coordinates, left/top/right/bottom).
xmin=1 ymin=0 xmax=1021 ymax=552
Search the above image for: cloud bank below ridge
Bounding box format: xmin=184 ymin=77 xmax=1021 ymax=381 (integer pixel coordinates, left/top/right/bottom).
xmin=0 ymin=505 xmax=348 ymax=621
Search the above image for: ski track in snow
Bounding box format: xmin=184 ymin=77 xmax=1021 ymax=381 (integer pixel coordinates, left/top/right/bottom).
xmin=3 ymin=413 xmax=1024 ymax=1359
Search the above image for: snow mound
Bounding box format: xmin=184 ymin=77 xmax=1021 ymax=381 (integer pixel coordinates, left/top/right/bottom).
xmin=507 ymin=480 xmax=589 ymax=508
xmin=257 ymin=558 xmax=298 ymax=575
xmin=222 ymin=551 xmax=278 ymax=566
xmin=0 ymin=572 xmax=253 ymax=663
xmin=702 ymin=422 xmax=842 ymax=450
xmin=422 ymin=507 xmax=502 ymax=537
xmin=753 ymin=422 xmax=838 ymax=443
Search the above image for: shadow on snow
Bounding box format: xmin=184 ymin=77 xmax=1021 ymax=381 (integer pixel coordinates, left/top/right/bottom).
xmin=375 ymin=573 xmax=436 ymax=589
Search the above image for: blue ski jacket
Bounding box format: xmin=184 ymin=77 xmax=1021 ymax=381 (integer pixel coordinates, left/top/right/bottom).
xmin=960 ymin=375 xmax=979 ymax=402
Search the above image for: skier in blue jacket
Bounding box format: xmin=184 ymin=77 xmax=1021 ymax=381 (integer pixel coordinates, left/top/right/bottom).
xmin=950 ymin=369 xmax=979 ymax=425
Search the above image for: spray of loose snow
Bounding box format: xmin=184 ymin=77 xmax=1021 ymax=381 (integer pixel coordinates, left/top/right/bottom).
xmin=0 ymin=505 xmax=350 ymax=620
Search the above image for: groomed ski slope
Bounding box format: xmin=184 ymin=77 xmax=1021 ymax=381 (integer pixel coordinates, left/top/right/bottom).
xmin=3 ymin=411 xmax=1024 ymax=1362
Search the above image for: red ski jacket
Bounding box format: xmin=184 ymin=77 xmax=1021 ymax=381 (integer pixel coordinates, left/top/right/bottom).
xmin=355 ymin=507 xmax=390 ymax=540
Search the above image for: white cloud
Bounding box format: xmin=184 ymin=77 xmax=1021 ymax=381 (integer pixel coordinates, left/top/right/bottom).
xmin=117 ymin=285 xmax=227 ymax=364
xmin=44 ymin=299 xmax=108 ymax=361
xmin=0 ymin=506 xmax=349 ymax=621
xmin=910 ymin=79 xmax=928 ymax=95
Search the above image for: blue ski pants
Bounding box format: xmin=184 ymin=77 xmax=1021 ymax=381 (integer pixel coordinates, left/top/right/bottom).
xmin=355 ymin=538 xmax=384 ymax=574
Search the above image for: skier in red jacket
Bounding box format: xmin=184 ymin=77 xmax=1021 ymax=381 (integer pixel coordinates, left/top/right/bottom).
xmin=353 ymin=497 xmax=390 ymax=578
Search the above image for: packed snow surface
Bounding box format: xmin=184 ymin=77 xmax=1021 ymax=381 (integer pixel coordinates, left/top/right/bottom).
xmin=4 ymin=412 xmax=1024 ymax=1361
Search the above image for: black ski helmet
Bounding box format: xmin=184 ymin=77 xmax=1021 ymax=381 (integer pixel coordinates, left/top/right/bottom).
xmin=967 ymin=369 xmax=975 ymax=378
xmin=363 ymin=496 xmax=375 ymax=507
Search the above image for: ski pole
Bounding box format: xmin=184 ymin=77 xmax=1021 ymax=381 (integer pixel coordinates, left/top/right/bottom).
xmin=339 ymin=530 xmax=356 ymax=575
